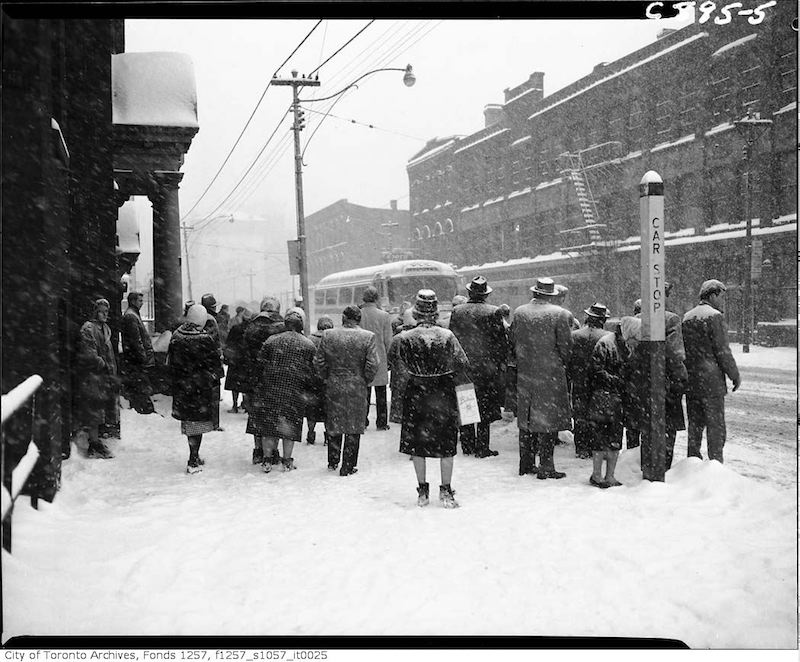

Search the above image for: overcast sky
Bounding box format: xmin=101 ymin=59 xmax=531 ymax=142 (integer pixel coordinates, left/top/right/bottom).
xmin=124 ymin=11 xmax=693 ymax=304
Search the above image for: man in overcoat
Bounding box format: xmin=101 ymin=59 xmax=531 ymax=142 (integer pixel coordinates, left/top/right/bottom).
xmin=681 ymin=279 xmax=741 ymax=463
xmin=120 ymin=291 xmax=156 ymax=414
xmin=568 ymin=303 xmax=611 ymax=460
xmin=448 ymin=276 xmax=508 ymax=457
xmin=314 ymin=305 xmax=379 ymax=476
xmin=244 ymin=296 xmax=285 ymax=465
xmin=510 ymin=277 xmax=573 ymax=479
xmin=359 ymin=286 xmax=393 ymax=430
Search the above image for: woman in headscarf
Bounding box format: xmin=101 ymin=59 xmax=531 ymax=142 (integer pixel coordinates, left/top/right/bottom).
xmin=223 ymin=308 xmax=253 ymax=413
xmin=395 ymin=290 xmax=471 ymax=508
xmin=167 ymin=303 xmax=224 ymax=474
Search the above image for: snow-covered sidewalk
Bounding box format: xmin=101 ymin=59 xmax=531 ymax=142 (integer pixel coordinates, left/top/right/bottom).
xmin=2 ymin=347 xmax=797 ymax=647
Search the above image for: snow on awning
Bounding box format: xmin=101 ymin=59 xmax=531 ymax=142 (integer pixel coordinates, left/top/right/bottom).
xmin=511 ymin=135 xmax=532 ymax=147
xmin=705 ymin=122 xmax=735 ymax=137
xmin=774 ymin=101 xmax=797 ymax=116
xmin=116 ymin=199 xmax=141 ymax=255
xmin=113 ymin=52 xmax=198 ymax=127
xmin=651 ymin=133 xmax=696 ymax=153
xmin=453 ymin=128 xmax=509 ymax=155
xmin=712 ymin=34 xmax=758 ymax=58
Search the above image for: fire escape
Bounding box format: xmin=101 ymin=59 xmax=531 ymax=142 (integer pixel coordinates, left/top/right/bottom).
xmin=558 ymin=151 xmax=606 ymax=251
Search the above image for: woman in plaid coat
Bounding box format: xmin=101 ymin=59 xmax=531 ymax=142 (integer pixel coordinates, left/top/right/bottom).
xmin=248 ymin=311 xmax=316 ymax=472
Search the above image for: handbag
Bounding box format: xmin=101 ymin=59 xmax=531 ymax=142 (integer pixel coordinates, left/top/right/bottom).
xmin=587 ymin=387 xmax=623 ymax=423
xmin=455 ymin=383 xmax=481 ymax=426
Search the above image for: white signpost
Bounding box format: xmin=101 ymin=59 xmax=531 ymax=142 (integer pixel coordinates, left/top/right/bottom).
xmin=639 ymin=171 xmax=666 ymax=482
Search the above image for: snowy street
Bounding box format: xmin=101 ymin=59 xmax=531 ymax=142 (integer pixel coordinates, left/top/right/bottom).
xmin=2 ymin=344 xmax=797 ymax=648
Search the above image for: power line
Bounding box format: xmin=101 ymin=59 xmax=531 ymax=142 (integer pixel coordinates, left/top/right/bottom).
xmin=181 ymin=20 xmax=322 ymax=221
xmin=308 ymin=20 xmax=375 ymax=76
xmin=302 ymin=106 xmax=426 ymax=141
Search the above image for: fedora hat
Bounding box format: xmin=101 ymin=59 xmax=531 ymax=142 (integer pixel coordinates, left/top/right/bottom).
xmin=415 ymin=289 xmax=438 ymax=314
xmin=699 ymin=279 xmax=726 ymax=299
xmin=530 ymin=277 xmax=557 ymax=296
xmin=466 ymin=275 xmax=492 ymax=295
xmin=584 ymin=303 xmax=611 ymax=319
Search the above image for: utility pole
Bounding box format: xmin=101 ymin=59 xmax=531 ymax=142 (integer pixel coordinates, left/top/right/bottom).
xmin=734 ymin=110 xmax=772 ymax=353
xmin=180 ymin=223 xmax=194 ymax=301
xmin=273 ymin=71 xmax=320 ymax=333
xmin=247 ymin=267 xmax=256 ymax=302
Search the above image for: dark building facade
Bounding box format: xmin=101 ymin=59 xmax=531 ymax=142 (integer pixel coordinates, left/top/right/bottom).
xmin=407 ymin=7 xmax=796 ymax=329
xmin=2 ymin=15 xmax=197 ymax=518
xmin=306 ymin=198 xmax=412 ymax=286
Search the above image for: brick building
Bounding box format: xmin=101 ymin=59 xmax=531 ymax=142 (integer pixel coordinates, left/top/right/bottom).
xmin=305 ymin=198 xmax=412 ymax=286
xmin=407 ymin=7 xmax=796 ymax=327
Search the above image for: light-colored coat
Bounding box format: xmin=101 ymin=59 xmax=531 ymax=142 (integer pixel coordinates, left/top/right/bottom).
xmin=510 ymin=298 xmax=574 ymax=432
xmin=314 ymin=325 xmax=379 ymax=435
xmin=359 ymin=302 xmax=393 ymax=387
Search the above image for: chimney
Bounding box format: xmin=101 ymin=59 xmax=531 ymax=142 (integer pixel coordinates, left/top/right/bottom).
xmin=390 ymin=199 xmax=398 ymax=211
xmin=503 ymin=71 xmax=545 ymax=103
xmin=484 ymin=104 xmax=504 ymax=128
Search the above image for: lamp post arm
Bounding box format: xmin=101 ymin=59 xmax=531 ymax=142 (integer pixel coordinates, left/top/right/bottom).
xmin=298 ymin=67 xmax=408 ymax=104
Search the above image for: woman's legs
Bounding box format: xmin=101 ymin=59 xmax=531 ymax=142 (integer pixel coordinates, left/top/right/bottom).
xmin=604 ymin=450 xmax=621 ymax=486
xmin=187 ymin=434 xmax=203 ymax=472
xmin=412 ymin=456 xmax=426 ymax=483
xmin=281 ymin=438 xmax=295 ymax=469
xmin=440 ymin=456 xmax=454 ymax=485
xmin=591 ymin=451 xmax=605 ymax=483
xmin=229 ymin=391 xmax=239 ymax=413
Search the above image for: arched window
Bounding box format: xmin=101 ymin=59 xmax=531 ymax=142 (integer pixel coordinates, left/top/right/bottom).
xmin=423 ymin=225 xmax=431 ymax=239
xmin=444 ymin=218 xmax=454 ymax=233
xmin=434 ymin=221 xmax=443 ymax=236
xmin=412 ymin=228 xmax=422 ymax=241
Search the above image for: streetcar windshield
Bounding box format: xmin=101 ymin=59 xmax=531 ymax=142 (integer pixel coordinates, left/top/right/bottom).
xmin=387 ymin=276 xmax=459 ymax=307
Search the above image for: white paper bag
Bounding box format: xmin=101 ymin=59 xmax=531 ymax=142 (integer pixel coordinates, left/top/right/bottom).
xmin=456 ymin=383 xmax=481 ymax=426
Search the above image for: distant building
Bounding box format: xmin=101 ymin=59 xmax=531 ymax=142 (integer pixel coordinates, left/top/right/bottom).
xmin=305 ymin=199 xmax=412 ymax=285
xmin=407 ymin=5 xmax=796 ymax=330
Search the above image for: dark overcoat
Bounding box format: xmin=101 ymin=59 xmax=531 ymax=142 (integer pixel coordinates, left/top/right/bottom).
xmin=448 ymin=300 xmax=508 ymax=423
xmin=313 ymin=325 xmax=379 ymax=435
xmin=510 ymin=299 xmax=574 ymax=432
xmin=76 ymin=318 xmax=118 ymax=426
xmin=306 ymin=330 xmax=327 ymax=421
xmin=223 ymin=320 xmax=250 ymax=393
xmin=682 ymin=302 xmax=740 ymax=399
xmin=246 ymin=330 xmax=316 ymax=441
xmin=396 ymin=322 xmax=470 ymax=457
xmin=242 ymin=311 xmax=285 ymax=393
xmin=167 ymin=324 xmax=224 ymax=422
xmin=359 ymin=302 xmax=393 ymax=387
xmin=568 ymin=324 xmax=608 ymax=417
xmin=587 ymin=331 xmax=627 ymax=425
xmin=387 ymin=332 xmax=410 ymax=424
xmin=120 ymin=306 xmax=154 ymax=398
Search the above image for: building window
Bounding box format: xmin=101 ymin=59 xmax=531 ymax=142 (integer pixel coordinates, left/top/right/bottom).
xmin=628 ymin=100 xmax=642 ymax=130
xmin=412 ymin=227 xmax=421 ymax=241
xmin=444 ymin=218 xmax=454 ymax=233
xmin=434 ymin=221 xmax=443 ymax=236
xmin=423 ymin=225 xmax=431 ymax=239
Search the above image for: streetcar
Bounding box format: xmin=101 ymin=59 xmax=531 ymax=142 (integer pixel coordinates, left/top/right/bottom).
xmin=310 ymin=259 xmax=462 ymax=327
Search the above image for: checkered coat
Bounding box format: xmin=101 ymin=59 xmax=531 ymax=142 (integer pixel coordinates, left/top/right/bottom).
xmin=246 ymin=330 xmax=316 ymax=440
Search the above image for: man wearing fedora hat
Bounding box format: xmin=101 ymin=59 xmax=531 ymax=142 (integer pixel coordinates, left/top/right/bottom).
xmin=567 ymin=303 xmax=612 ymax=461
xmin=510 ymin=277 xmax=574 ymax=479
xmin=448 ymin=276 xmax=508 ymax=458
xmin=681 ymin=279 xmax=740 ymax=463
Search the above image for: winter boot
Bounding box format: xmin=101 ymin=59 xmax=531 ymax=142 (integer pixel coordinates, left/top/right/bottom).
xmin=87 ymin=441 xmax=114 ymax=459
xmin=416 ymin=482 xmax=430 ymax=507
xmin=262 ymin=460 xmax=273 ymax=474
xmin=252 ymin=447 xmax=264 ymax=465
xmin=270 ymin=449 xmax=282 ymax=465
xmin=281 ymin=457 xmax=296 ymax=472
xmin=186 ymin=459 xmax=203 ymax=474
xmin=439 ymin=484 xmax=459 ymax=508
xmin=306 ymin=430 xmax=316 ymax=445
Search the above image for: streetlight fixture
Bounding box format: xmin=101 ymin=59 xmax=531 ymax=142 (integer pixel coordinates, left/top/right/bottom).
xmin=733 ymin=109 xmax=772 ymax=353
xmin=273 ymin=65 xmax=415 ymax=333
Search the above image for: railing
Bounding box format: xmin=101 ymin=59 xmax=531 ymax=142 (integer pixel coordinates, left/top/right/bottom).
xmin=1 ymin=374 xmax=43 ymax=552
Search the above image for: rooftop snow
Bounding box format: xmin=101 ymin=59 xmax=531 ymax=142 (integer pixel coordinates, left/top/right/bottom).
xmin=774 ymin=101 xmax=797 ymax=115
xmin=712 ymin=34 xmax=758 ymax=58
xmin=651 ymin=133 xmax=696 ymax=153
xmin=453 ymin=128 xmax=510 ymax=155
xmin=528 ymin=32 xmax=708 ymax=121
xmin=705 ymin=122 xmax=735 ymax=136
xmin=406 ymin=139 xmax=457 ymax=169
xmin=511 ymin=135 xmax=532 ymax=147
xmin=113 ymin=52 xmax=198 ymax=128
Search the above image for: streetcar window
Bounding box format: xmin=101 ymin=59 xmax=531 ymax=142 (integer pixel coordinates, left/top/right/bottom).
xmin=325 ymin=289 xmax=337 ymax=305
xmin=338 ymin=287 xmax=354 ymax=305
xmin=354 ymin=285 xmax=368 ymax=304
xmin=315 ymin=290 xmax=325 ymax=306
xmin=387 ymin=276 xmax=459 ymax=305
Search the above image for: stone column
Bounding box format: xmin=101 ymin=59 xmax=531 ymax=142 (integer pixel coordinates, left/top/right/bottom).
xmin=149 ymin=171 xmax=184 ymax=332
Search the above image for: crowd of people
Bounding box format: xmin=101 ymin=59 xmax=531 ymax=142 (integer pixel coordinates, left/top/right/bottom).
xmin=73 ymin=274 xmax=741 ymax=508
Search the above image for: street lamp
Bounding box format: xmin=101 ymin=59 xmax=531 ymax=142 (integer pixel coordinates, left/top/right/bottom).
xmin=273 ymin=65 xmax=415 ymax=333
xmin=733 ymin=110 xmax=772 ymax=353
